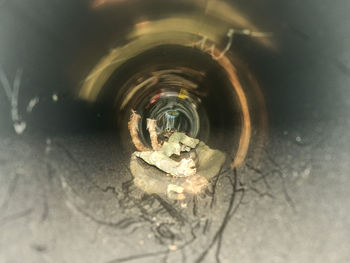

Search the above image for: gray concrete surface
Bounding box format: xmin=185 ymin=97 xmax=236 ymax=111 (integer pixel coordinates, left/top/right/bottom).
xmin=0 ymin=110 xmax=349 ymax=263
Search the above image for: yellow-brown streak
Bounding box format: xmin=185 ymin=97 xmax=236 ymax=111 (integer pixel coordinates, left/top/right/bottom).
xmin=128 ymin=110 xmax=150 ymax=152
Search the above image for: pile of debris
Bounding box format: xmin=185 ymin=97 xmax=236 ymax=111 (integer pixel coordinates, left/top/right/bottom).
xmin=128 ymin=110 xmax=226 ymax=200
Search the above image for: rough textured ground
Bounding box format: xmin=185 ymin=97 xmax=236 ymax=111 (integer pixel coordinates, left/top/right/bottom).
xmin=0 ymin=110 xmax=349 ymax=263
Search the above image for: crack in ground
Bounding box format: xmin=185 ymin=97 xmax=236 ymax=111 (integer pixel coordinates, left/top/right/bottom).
xmin=195 ymin=169 xmax=245 ymax=263
xmin=264 ymin=150 xmax=297 ymax=212
xmin=54 ymin=140 xmax=248 ymax=263
xmin=153 ymin=194 xmax=186 ymax=225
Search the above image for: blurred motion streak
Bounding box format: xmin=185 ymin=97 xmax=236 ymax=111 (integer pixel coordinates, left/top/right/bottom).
xmin=79 ymin=0 xmax=274 ymax=168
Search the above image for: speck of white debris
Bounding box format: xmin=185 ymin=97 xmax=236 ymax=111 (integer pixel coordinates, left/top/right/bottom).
xmin=296 ymin=136 xmax=302 ymax=142
xmin=303 ymin=168 xmax=311 ymax=179
xmin=303 ymin=168 xmax=311 ymax=177
xmin=52 ymin=93 xmax=58 ymax=102
xmin=26 ymin=97 xmax=39 ymax=112
xmin=169 ymin=245 xmax=177 ymax=251
xmin=139 ymin=240 xmax=144 ymax=245
xmin=13 ymin=121 xmax=26 ymax=134
xmin=180 ymin=202 xmax=187 ymax=208
xmin=45 ymin=138 xmax=52 ymax=154
xmin=167 ymin=184 xmax=184 ymax=194
xmin=152 ymin=217 xmax=156 ymax=221
xmin=241 ymin=29 xmax=251 ymax=35
xmin=147 ymin=233 xmax=152 ymax=239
